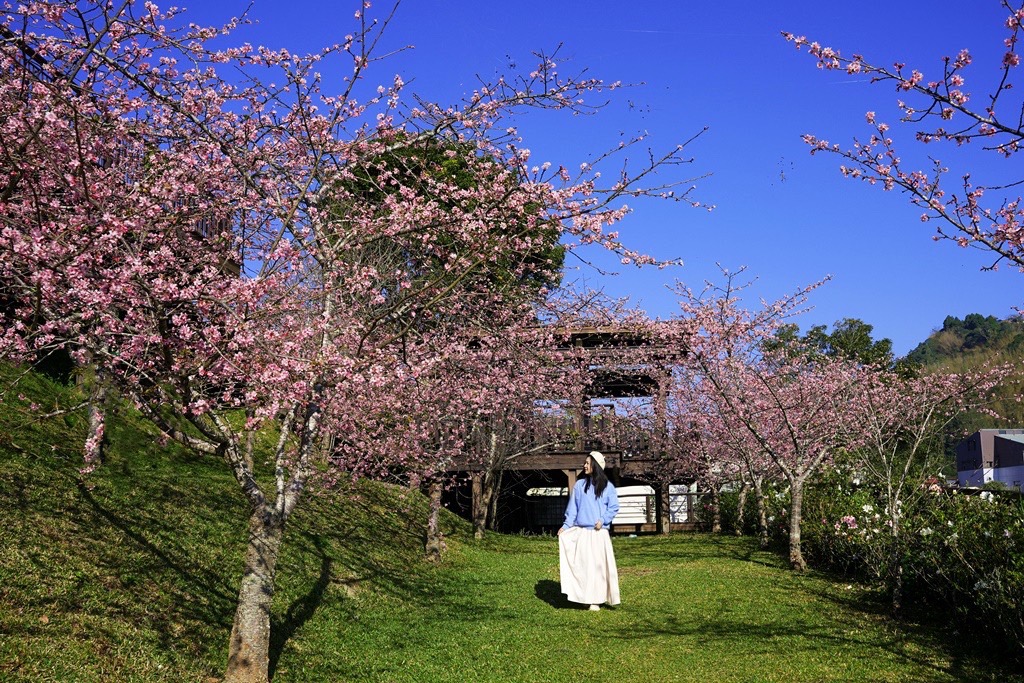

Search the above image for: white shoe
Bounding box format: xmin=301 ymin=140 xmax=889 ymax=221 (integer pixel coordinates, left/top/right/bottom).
xmin=588 ymin=604 xmax=600 ymax=611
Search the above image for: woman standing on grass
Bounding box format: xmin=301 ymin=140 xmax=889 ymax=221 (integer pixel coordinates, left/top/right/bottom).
xmin=558 ymin=451 xmax=620 ymax=611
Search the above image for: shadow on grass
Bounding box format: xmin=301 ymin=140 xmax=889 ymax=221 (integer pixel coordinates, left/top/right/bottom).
xmin=75 ymin=479 xmax=238 ymax=608
xmin=61 ymin=469 xmax=460 ymax=677
xmin=602 ymin=609 xmax=983 ymax=682
xmin=63 ymin=471 xmax=455 ymax=678
xmin=533 ymin=579 xmax=588 ymax=610
xmin=70 ymin=478 xmax=239 ymax=654
xmin=269 ymin=533 xmax=332 ymax=680
xmin=298 ymin=486 xmax=446 ymax=603
xmin=0 ymin=454 xmax=241 ymax=676
xmin=802 ymin=581 xmax=1024 ymax=683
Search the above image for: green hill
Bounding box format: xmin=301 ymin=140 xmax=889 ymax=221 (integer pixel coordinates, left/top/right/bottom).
xmin=904 ymin=314 xmax=1024 ymax=438
xmin=2 ymin=367 xmax=1022 ymax=682
xmin=906 ymin=313 xmax=1024 ymax=366
xmin=0 ymin=367 xmax=468 ymax=682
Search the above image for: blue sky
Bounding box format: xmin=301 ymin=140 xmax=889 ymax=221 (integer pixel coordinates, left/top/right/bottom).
xmin=185 ymin=0 xmax=1022 ymax=357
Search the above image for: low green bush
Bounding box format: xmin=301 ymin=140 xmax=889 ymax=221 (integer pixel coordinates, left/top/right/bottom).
xmin=802 ymin=471 xmax=1024 ymax=658
xmin=909 ymin=490 xmax=1024 ymax=652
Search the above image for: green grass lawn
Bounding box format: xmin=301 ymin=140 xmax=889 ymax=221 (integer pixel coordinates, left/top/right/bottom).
xmin=1 ymin=369 xmax=1021 ymax=682
xmin=307 ymin=533 xmax=1011 ymax=683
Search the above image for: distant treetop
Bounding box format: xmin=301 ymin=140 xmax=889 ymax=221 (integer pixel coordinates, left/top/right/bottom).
xmin=767 ymin=317 xmax=895 ymax=368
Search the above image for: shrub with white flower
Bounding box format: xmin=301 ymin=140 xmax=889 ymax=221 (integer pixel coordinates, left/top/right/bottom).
xmin=803 ymin=468 xmax=1024 ymax=654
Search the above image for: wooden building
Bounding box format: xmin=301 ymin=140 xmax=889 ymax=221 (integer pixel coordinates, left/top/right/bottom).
xmin=446 ymin=326 xmax=698 ymax=535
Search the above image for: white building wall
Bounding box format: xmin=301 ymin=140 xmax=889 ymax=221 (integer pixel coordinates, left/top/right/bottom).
xmin=669 ymin=484 xmax=694 ymax=523
xmin=612 ymin=484 xmax=701 ymax=524
xmin=530 ymin=484 xmax=704 ymax=526
xmin=958 ymin=468 xmax=993 ymax=488
xmin=612 ymin=485 xmax=654 ymax=524
xmin=958 ymin=466 xmax=1024 ymax=491
xmin=993 ymin=465 xmax=1024 ymax=492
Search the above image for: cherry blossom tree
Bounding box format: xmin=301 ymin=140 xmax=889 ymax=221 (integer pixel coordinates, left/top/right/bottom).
xmin=711 ymin=402 xmax=782 ymax=545
xmin=667 ymin=271 xmax=868 ymax=570
xmin=419 ymin=321 xmax=588 ymax=542
xmin=0 ymin=2 xmax=708 ymax=681
xmin=784 ymin=1 xmax=1024 ymax=272
xmin=659 ymin=372 xmax=742 ymax=534
xmin=709 ymin=352 xmax=868 ymax=570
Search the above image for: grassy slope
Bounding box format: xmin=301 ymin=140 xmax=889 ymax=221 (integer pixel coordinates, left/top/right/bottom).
xmin=1 ymin=369 xmax=1021 ymax=683
xmin=0 ymin=369 xmax=456 ymax=682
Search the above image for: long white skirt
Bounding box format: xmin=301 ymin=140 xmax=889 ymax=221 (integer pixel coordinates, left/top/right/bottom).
xmin=558 ymin=526 xmax=620 ymax=606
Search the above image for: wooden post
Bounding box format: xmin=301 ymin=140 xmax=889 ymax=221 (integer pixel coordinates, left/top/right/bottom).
xmin=562 ymin=468 xmax=578 ymax=492
xmin=573 ymin=395 xmax=587 ymax=452
xmin=654 ymin=482 xmax=663 ymax=532
xmin=573 ymin=337 xmax=584 ymax=451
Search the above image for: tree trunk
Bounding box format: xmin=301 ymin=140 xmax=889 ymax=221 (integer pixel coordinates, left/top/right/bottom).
xmin=787 ymin=480 xmax=806 ymax=571
xmin=734 ymin=479 xmax=749 ymax=536
xmin=471 ymin=473 xmax=489 ymax=540
xmin=890 ymin=560 xmax=904 ymax=616
xmin=888 ymin=512 xmax=904 ymax=616
xmin=85 ymin=378 xmax=107 ymax=465
xmin=486 ymin=469 xmax=503 ymax=532
xmin=752 ymin=475 xmax=769 ymax=549
xmin=710 ymin=485 xmax=722 ymax=534
xmin=224 ymin=506 xmax=285 ymax=683
xmin=657 ymin=482 xmax=671 ymax=535
xmin=425 ymin=479 xmax=444 ymax=562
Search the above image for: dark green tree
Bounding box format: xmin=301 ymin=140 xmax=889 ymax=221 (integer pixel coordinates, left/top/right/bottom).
xmin=322 ymin=133 xmax=564 ymax=340
xmin=766 ymin=318 xmax=894 ymax=368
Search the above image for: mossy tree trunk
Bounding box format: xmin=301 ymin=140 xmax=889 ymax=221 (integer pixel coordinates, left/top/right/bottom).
xmin=710 ymin=485 xmax=722 ymax=534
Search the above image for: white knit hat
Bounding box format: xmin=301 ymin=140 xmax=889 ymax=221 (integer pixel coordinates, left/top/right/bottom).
xmin=589 ymin=450 xmax=606 ymax=470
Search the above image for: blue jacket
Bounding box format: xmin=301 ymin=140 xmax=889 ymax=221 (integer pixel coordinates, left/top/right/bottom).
xmin=561 ymin=478 xmax=619 ymax=530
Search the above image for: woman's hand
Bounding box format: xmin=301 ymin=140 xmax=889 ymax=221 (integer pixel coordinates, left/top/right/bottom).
xmin=594 ymin=520 xmax=603 ymax=530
